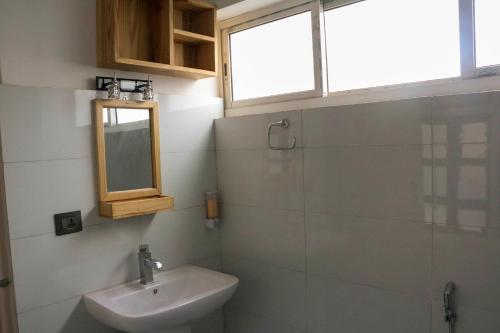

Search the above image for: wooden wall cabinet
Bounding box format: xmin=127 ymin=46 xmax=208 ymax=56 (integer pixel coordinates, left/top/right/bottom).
xmin=97 ymin=0 xmax=217 ymax=79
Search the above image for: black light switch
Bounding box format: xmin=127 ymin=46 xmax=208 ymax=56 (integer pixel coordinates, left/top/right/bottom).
xmin=54 ymin=211 xmax=82 ymax=236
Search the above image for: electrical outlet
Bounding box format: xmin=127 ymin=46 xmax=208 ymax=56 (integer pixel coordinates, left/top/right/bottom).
xmin=54 ymin=211 xmax=82 ymax=236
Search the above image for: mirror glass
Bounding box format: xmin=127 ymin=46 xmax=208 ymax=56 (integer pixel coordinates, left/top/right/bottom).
xmin=103 ymin=108 xmax=153 ymax=192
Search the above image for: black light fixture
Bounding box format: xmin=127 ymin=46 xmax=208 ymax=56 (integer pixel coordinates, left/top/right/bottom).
xmin=96 ymin=75 xmax=153 ymax=97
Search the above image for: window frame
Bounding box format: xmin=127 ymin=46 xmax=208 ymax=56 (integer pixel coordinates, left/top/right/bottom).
xmin=222 ymin=1 xmax=326 ymax=109
xmin=323 ymin=0 xmax=364 ymax=11
xmin=460 ymin=0 xmax=500 ymax=78
xmin=221 ymin=0 xmax=500 ymax=111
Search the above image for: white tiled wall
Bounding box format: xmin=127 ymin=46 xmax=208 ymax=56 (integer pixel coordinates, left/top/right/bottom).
xmin=0 ymin=85 xmax=224 ymax=333
xmin=215 ymin=91 xmax=500 ymax=333
xmin=4 ymin=84 xmax=499 ymax=333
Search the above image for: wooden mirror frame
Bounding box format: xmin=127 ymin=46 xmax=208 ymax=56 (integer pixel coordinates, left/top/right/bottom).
xmin=94 ymin=99 xmax=162 ymax=202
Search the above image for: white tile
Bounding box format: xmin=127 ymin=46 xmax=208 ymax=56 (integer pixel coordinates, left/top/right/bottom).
xmin=217 ymin=149 xmax=303 ymax=210
xmin=215 ymin=111 xmax=302 ymax=150
xmin=158 ymin=94 xmax=223 ymax=114
xmin=307 ymin=275 xmax=430 ymax=333
xmin=18 ymin=296 xmax=119 ymax=333
xmin=192 ymin=255 xmax=222 ymax=272
xmin=141 ymin=207 xmax=220 ymax=270
xmin=161 ymin=151 xmax=217 ymax=209
xmin=192 ymin=309 xmax=225 ymax=333
xmin=303 ymin=98 xmax=431 ymax=147
xmin=433 ymin=225 xmax=500 ymax=312
xmin=431 ymin=302 xmax=500 ymax=333
xmin=225 ymin=311 xmax=305 ymax=333
xmin=4 ymin=158 xmax=109 ymax=239
xmin=221 ymin=205 xmax=305 ymax=271
xmin=158 ymin=94 xmax=223 ymax=153
xmin=307 ymin=213 xmax=432 ymax=294
xmin=11 ymin=221 xmax=142 ymax=312
xmin=432 ymin=91 xmax=500 ymax=144
xmin=304 ymin=146 xmax=431 ymax=222
xmin=223 ymin=256 xmax=306 ymax=330
xmin=0 ymin=86 xmax=95 ymax=162
xmin=433 ymin=143 xmax=500 ymax=230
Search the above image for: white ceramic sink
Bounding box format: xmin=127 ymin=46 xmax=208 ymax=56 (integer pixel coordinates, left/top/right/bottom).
xmin=84 ymin=265 xmax=238 ymax=333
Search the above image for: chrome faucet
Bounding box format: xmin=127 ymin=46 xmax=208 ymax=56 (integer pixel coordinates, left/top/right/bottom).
xmin=138 ymin=244 xmax=163 ymax=285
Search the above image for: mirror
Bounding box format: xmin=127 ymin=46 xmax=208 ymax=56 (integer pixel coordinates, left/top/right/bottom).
xmin=94 ymin=100 xmax=162 ymax=202
xmin=103 ymin=108 xmax=153 ymax=192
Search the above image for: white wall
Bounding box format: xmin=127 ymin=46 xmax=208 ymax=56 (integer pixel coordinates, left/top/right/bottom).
xmin=0 ymin=0 xmax=218 ymax=97
xmin=0 ymin=85 xmax=224 ymax=333
xmin=0 ymin=0 xmax=226 ymax=332
xmin=215 ymin=91 xmax=500 ymax=333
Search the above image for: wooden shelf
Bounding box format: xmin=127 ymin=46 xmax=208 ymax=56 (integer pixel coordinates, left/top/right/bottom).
xmin=173 ymin=0 xmax=215 ymax=37
xmin=115 ymin=58 xmax=217 ymax=79
xmin=174 ymin=29 xmax=215 ymax=44
xmin=99 ymin=196 xmax=174 ymax=219
xmin=174 ymin=0 xmax=214 ymax=11
xmin=97 ymin=0 xmax=216 ymax=79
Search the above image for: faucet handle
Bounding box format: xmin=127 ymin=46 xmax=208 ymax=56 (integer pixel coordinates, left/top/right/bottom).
xmin=139 ymin=244 xmax=150 ymax=253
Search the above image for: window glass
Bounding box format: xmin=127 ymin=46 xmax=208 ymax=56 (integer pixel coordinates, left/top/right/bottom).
xmin=324 ymin=0 xmax=461 ymax=92
xmin=229 ymin=12 xmax=315 ymax=101
xmin=474 ymin=0 xmax=500 ymax=67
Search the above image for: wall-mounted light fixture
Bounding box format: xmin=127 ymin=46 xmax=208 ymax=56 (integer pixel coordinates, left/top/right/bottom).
xmin=205 ymin=191 xmax=219 ymax=229
xmin=106 ymin=73 xmax=120 ymax=99
xmin=96 ymin=75 xmax=154 ymax=101
xmin=140 ymin=76 xmax=154 ymax=101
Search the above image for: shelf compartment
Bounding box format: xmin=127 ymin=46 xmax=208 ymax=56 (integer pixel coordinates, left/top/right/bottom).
xmin=173 ymin=0 xmax=215 ymax=37
xmin=174 ymin=29 xmax=215 ymax=44
xmin=174 ymin=42 xmax=215 ymax=72
xmin=99 ymin=196 xmax=174 ymax=219
xmin=97 ymin=0 xmax=216 ymax=79
xmin=112 ymin=0 xmax=173 ymax=64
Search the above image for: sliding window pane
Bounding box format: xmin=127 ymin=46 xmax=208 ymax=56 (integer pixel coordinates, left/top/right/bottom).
xmin=230 ymin=12 xmax=315 ymax=101
xmin=475 ymin=0 xmax=500 ymax=67
xmin=325 ymin=0 xmax=460 ymax=92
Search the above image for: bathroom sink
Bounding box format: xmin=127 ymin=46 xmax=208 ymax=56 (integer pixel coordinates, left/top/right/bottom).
xmin=83 ymin=265 xmax=238 ymax=333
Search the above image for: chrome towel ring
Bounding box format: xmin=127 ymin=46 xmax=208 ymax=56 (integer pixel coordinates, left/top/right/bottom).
xmin=267 ymin=119 xmax=296 ymax=150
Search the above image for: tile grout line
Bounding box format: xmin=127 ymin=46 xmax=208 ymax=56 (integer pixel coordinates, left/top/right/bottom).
xmin=3 ymin=156 xmax=95 ymax=165
xmin=3 ymin=150 xmax=218 ymax=165
xmin=9 ymin=204 xmax=206 ymax=241
xmin=211 ymin=118 xmax=228 ymax=333
xmin=16 ymin=294 xmax=84 ymax=316
xmin=225 ymin=252 xmax=432 ymax=299
xmin=300 ymin=109 xmax=310 ymax=333
xmin=215 ymin=142 xmax=432 ymax=153
xmin=430 ymin=97 xmax=435 ymax=333
xmin=218 ymin=202 xmax=434 ymax=225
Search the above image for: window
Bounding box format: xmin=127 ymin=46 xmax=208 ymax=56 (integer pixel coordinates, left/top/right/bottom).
xmin=223 ymin=2 xmax=323 ymax=107
xmin=221 ymin=0 xmax=500 ymax=110
xmin=230 ymin=12 xmax=314 ymax=101
xmin=324 ymin=0 xmax=461 ymax=92
xmin=474 ymin=0 xmax=500 ymax=67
